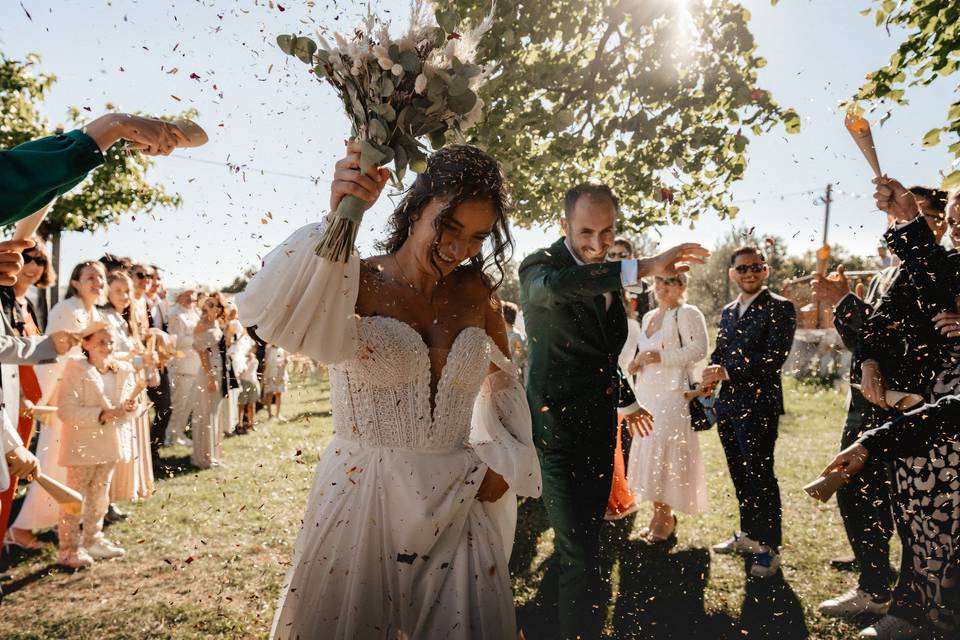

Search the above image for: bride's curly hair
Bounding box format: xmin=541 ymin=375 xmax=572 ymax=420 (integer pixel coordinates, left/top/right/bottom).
xmin=379 ymin=145 xmax=514 ymax=291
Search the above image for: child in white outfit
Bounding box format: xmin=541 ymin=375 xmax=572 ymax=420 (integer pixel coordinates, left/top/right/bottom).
xmin=56 ymin=327 xmax=140 ymax=569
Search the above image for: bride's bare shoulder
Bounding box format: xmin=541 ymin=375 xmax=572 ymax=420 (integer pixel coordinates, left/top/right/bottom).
xmin=449 ymin=268 xmax=496 ymax=308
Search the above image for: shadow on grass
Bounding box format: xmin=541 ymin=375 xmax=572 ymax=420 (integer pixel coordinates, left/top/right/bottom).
xmin=287 ymin=409 xmax=332 ymax=421
xmin=514 ymin=498 xmax=808 ymax=640
xmin=152 ymin=453 xmax=199 ymax=481
xmin=2 ymin=562 xmax=70 ymax=597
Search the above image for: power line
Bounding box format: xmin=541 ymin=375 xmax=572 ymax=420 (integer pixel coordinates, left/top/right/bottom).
xmin=165 ymin=156 xmax=877 ymax=206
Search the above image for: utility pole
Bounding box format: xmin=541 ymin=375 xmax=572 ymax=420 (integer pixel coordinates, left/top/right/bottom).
xmin=815 ymin=183 xmax=832 ymax=329
xmin=822 ymin=183 xmax=832 ymax=249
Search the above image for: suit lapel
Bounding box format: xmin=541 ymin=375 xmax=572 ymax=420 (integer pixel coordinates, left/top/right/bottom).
xmin=736 ymin=289 xmax=770 ymax=325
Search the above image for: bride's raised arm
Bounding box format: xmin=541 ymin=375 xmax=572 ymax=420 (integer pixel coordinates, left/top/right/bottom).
xmin=236 ymin=143 xmax=389 ymax=364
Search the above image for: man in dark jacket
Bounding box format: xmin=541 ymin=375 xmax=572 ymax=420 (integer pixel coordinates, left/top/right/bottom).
xmin=520 ymin=182 xmax=707 ymax=638
xmin=703 ymin=247 xmax=796 ymax=578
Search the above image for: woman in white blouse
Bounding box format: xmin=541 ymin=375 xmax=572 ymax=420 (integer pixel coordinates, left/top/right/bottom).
xmin=624 ymin=273 xmax=708 ymax=544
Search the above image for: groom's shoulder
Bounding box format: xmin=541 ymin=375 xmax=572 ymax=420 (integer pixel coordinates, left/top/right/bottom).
xmin=519 ymin=239 xmax=567 ymax=273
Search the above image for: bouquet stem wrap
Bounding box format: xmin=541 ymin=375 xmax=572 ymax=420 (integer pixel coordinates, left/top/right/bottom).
xmin=315 ymin=193 xmax=367 ymax=261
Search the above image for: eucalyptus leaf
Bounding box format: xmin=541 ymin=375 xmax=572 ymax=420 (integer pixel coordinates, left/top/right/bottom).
xmin=415 ymin=120 xmax=446 ymax=137
xmin=399 ymin=51 xmax=421 ymax=74
xmin=435 ymin=9 xmax=460 ymax=33
xmin=447 ymin=74 xmax=469 ymax=97
xmin=393 ymin=144 xmax=408 ymax=176
xmin=359 ymin=140 xmax=388 ymax=173
xmin=427 ymin=75 xmax=446 ymax=100
xmin=409 ymin=155 xmax=428 ymax=173
xmin=293 ymin=37 xmax=318 ymax=64
xmin=381 ymin=78 xmax=395 ymax=97
xmin=388 ymin=44 xmax=401 ymax=62
xmin=397 ymin=105 xmax=416 ymax=131
xmin=368 ymin=119 xmax=389 ymax=144
xmin=447 ymin=89 xmax=477 ymax=115
xmin=276 ymin=34 xmax=296 ymax=56
xmin=429 ymin=128 xmax=447 ymax=150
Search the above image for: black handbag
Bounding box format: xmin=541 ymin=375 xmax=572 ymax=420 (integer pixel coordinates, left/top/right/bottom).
xmin=675 ymin=309 xmax=716 ymax=432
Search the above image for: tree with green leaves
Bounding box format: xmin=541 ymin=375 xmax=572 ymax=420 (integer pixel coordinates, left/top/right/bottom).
xmin=435 ymin=0 xmax=798 ymax=230
xmin=855 ymin=0 xmax=960 ymax=189
xmin=1 ymin=53 xmax=182 ymax=298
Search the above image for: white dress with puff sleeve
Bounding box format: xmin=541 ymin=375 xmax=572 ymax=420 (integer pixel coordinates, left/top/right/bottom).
xmin=237 ymin=222 xmax=541 ymax=640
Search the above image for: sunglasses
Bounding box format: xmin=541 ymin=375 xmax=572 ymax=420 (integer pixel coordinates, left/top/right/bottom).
xmin=655 ymin=276 xmax=682 ymax=285
xmin=23 ymin=254 xmax=47 ymax=267
xmin=606 ymin=251 xmax=630 ymax=259
xmin=134 ymin=271 xmax=154 ymax=280
xmin=734 ymin=263 xmax=766 ymax=274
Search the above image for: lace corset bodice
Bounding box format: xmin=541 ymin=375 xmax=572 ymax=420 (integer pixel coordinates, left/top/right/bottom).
xmin=329 ymin=317 xmax=494 ymax=450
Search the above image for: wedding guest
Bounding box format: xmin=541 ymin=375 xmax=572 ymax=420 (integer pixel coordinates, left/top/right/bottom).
xmin=520 ymin=181 xmax=706 ymax=637
xmin=55 ymin=326 xmax=139 ymax=568
xmin=0 ymin=238 xmax=55 ymax=552
xmin=145 ymin=267 xmax=172 ymax=451
xmin=704 ymin=247 xmax=796 ymax=578
xmin=165 ymin=289 xmax=200 ymax=446
xmin=845 ymin=180 xmax=957 ymax=640
xmin=877 ymin=244 xmax=893 ymax=269
xmin=608 ymin=237 xmax=653 ymax=319
xmin=500 ymin=301 xmax=526 ymax=382
xmin=813 ymin=260 xmax=899 ymax=618
xmin=626 ymin=274 xmax=708 ymax=543
xmin=99 ymin=253 xmax=133 ymax=275
xmin=604 ymin=240 xmax=641 ymax=522
xmin=0 ymin=113 xmax=186 ymax=223
xmin=128 ymin=264 xmax=153 ymax=336
xmin=263 ymin=344 xmax=289 ymax=422
xmin=12 ymin=260 xmax=106 ymax=543
xmin=101 ymin=271 xmax=155 ymax=506
xmin=192 ymin=293 xmax=227 ymax=468
xmin=825 ymin=394 xmax=958 ymax=638
xmin=221 ymin=301 xmax=243 ymax=434
xmin=237 ymin=351 xmax=260 ymax=434
xmin=855 ymin=184 xmax=951 ymax=639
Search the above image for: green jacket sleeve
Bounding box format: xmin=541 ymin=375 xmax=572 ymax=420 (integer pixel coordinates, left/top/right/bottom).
xmin=520 ymin=259 xmax=623 ymax=309
xmin=0 ymin=129 xmax=105 ymax=224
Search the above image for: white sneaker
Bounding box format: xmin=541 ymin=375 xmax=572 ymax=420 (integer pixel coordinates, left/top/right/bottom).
xmin=858 ymin=615 xmax=921 ymax=639
xmin=712 ymin=531 xmax=763 ymax=555
xmin=820 ymin=588 xmax=891 ymax=618
xmin=749 ymin=547 xmax=781 ymax=578
xmin=58 ymin=548 xmax=94 ymax=569
xmin=85 ymin=539 xmax=125 ymax=560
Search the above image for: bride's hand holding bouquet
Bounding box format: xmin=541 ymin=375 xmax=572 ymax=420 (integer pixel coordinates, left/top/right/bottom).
xmin=329 ymin=141 xmax=391 ymax=220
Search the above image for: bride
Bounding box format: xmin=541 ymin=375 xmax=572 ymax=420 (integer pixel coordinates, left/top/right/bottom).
xmin=238 ymin=142 xmax=541 ymax=639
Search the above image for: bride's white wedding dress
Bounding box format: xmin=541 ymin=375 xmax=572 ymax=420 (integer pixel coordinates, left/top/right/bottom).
xmin=237 ymin=222 xmax=541 ymax=640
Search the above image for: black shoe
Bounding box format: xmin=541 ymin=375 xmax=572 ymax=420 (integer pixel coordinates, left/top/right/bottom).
xmin=104 ymin=504 xmax=128 ymax=524
xmin=830 ymin=554 xmax=858 ymax=571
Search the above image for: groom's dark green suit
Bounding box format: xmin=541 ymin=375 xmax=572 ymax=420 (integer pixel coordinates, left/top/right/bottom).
xmin=519 ymin=237 xmax=637 ymax=638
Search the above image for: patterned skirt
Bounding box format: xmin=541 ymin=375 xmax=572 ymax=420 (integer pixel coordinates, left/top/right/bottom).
xmin=895 ymin=437 xmax=960 ymax=632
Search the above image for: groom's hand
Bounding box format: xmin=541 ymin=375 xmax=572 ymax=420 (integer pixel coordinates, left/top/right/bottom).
xmin=624 ymin=406 xmax=654 ymax=438
xmin=640 ymin=243 xmax=709 ymax=278
xmin=476 ymin=468 xmax=509 ymax=502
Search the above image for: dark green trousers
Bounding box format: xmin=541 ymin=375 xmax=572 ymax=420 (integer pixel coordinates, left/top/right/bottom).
xmin=537 ymin=443 xmax=615 ymax=639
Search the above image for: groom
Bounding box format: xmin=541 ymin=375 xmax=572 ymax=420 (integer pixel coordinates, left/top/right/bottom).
xmin=520 ymin=182 xmax=707 ymax=638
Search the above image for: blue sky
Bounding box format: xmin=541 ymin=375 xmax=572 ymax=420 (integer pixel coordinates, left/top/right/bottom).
xmin=1 ymin=0 xmax=955 ymax=288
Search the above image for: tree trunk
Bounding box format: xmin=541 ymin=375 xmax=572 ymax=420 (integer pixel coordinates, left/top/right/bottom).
xmin=50 ymin=229 xmax=61 ymax=306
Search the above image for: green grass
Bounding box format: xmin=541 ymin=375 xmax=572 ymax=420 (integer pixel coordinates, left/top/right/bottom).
xmin=0 ymin=376 xmax=893 ymax=639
